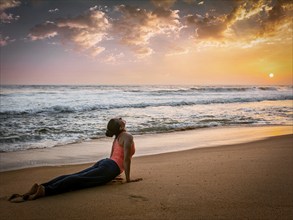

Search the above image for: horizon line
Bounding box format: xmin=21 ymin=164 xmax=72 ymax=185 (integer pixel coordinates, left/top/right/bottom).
xmin=1 ymin=83 xmax=292 ymax=87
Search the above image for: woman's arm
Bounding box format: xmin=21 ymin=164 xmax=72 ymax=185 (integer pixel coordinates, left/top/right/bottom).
xmin=120 ymin=133 xmax=143 ymax=183
xmin=110 ymin=141 xmax=114 ymax=158
xmin=122 ymin=134 xmax=133 ymax=182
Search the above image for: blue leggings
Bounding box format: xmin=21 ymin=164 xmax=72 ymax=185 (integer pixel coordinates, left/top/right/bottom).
xmin=42 ymin=159 xmax=121 ymax=196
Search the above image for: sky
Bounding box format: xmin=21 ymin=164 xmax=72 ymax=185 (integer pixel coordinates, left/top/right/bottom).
xmin=0 ymin=0 xmax=292 ymax=85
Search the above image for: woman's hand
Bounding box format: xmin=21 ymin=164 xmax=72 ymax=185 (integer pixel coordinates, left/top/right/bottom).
xmin=112 ymin=177 xmax=143 ymax=184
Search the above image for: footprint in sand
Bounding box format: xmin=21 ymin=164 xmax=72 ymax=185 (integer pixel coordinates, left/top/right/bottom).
xmin=129 ymin=194 xmax=149 ymax=202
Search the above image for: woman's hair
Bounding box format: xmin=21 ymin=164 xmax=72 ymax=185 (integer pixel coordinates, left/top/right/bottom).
xmin=105 ymin=119 xmax=121 ymax=137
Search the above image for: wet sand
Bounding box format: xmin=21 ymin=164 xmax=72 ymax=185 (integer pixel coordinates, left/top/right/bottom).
xmin=1 ymin=125 xmax=292 ymax=172
xmin=0 ymin=133 xmax=292 ymax=219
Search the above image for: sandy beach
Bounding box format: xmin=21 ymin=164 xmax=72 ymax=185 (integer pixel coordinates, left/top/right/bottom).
xmin=0 ymin=129 xmax=292 ymax=220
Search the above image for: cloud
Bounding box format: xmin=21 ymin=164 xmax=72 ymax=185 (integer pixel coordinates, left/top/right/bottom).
xmin=0 ymin=0 xmax=20 ymax=46
xmin=25 ymin=1 xmax=292 ymax=59
xmin=28 ymin=4 xmax=183 ymax=58
xmin=225 ymin=0 xmax=293 ymax=41
xmin=185 ymin=13 xmax=227 ymax=39
xmin=103 ymin=52 xmax=124 ymax=63
xmin=113 ymin=5 xmax=182 ymax=57
xmin=28 ymin=21 xmax=58 ymax=40
xmin=48 ymin=8 xmax=59 ymax=13
xmin=0 ymin=34 xmax=15 ymax=46
xmin=28 ymin=7 xmax=110 ymax=57
xmin=0 ymin=0 xmax=20 ymax=10
xmin=89 ymin=46 xmax=105 ymax=57
xmin=225 ymin=0 xmax=264 ymax=25
xmin=259 ymin=0 xmax=293 ymax=37
xmin=0 ymin=0 xmax=21 ymax=23
xmin=185 ymin=0 xmax=293 ymax=46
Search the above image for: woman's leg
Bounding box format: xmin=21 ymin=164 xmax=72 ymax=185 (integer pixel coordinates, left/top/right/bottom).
xmin=41 ymin=163 xmax=99 ymax=188
xmin=42 ymin=159 xmax=120 ymax=196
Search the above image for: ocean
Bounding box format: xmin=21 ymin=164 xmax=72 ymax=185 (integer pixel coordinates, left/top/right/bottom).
xmin=0 ymin=85 xmax=292 ymax=152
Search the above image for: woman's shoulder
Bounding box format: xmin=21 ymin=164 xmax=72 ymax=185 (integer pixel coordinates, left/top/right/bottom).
xmin=120 ymin=131 xmax=133 ymax=139
xmin=118 ymin=131 xmax=133 ymax=143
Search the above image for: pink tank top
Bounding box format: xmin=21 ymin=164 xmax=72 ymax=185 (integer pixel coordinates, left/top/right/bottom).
xmin=110 ymin=136 xmax=135 ymax=173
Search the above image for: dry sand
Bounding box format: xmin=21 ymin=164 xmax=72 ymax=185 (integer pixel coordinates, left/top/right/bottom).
xmin=0 ymin=134 xmax=292 ymax=220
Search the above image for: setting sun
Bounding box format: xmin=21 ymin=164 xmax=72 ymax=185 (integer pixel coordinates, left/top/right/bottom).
xmin=269 ymin=73 xmax=274 ymax=78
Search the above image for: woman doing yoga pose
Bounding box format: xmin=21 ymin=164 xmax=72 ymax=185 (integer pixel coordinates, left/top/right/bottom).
xmin=9 ymin=118 xmax=142 ymax=202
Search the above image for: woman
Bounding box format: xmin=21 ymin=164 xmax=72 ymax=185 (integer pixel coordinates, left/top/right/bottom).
xmin=9 ymin=118 xmax=142 ymax=202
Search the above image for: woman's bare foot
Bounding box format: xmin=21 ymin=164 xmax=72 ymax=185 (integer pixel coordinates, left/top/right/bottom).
xmin=22 ymin=183 xmax=39 ymax=200
xmin=29 ymin=185 xmax=45 ymax=200
xmin=8 ymin=183 xmax=39 ymax=202
xmin=8 ymin=194 xmax=24 ymax=202
xmin=28 ymin=183 xmax=39 ymax=194
xmin=8 ymin=194 xmax=25 ymax=203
